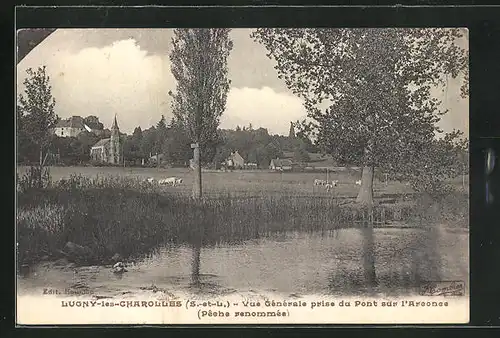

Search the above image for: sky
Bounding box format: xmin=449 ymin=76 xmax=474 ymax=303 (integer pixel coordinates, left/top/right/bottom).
xmin=16 ymin=28 xmax=469 ymax=137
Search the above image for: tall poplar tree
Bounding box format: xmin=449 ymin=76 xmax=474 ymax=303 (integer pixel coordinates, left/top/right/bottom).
xmin=169 ymin=29 xmax=233 ymax=199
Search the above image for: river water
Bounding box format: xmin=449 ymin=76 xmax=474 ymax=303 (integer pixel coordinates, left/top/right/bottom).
xmin=17 ymin=226 xmax=468 ymax=299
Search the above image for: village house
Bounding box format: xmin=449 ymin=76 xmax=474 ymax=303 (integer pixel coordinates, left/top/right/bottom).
xmin=149 ymin=153 xmax=165 ymax=166
xmin=269 ymin=158 xmax=294 ymax=171
xmin=224 ymin=151 xmax=245 ymax=169
xmin=53 ymin=116 xmax=92 ymax=138
xmin=90 ymin=116 xmax=121 ymax=164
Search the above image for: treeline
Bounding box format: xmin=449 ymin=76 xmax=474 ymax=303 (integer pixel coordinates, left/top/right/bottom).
xmin=123 ymin=117 xmax=320 ymax=168
xmin=214 ymin=124 xmax=318 ymax=168
xmin=17 ymin=113 xmax=319 ymax=168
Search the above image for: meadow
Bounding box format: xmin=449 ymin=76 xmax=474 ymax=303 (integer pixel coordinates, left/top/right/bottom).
xmin=16 ymin=165 xmax=469 ymax=268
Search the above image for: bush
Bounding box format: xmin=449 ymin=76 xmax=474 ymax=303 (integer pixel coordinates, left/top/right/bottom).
xmin=17 ymin=166 xmax=52 ymax=193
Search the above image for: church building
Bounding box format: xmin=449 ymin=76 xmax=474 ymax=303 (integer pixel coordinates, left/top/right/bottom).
xmin=90 ymin=115 xmax=121 ymax=164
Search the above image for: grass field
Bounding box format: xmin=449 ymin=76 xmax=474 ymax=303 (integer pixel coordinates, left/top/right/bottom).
xmin=16 ymin=165 xmax=469 ymax=268
xmin=17 ymin=165 xmax=468 ymax=197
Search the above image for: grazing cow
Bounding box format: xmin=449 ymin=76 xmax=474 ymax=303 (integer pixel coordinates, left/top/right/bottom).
xmin=175 ymin=178 xmax=183 ymax=185
xmin=314 ymin=179 xmax=327 ymax=186
xmin=146 ymin=177 xmax=155 ymax=183
xmin=325 ymin=180 xmax=339 ymax=192
xmin=355 ymin=180 xmax=362 ymax=186
xmin=112 ymin=262 xmax=127 ymax=274
xmin=159 ymin=177 xmax=178 ymax=186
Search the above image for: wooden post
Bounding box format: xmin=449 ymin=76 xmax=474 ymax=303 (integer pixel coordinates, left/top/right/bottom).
xmin=384 ymin=173 xmax=389 ymax=187
xmin=191 ymin=143 xmax=202 ymax=199
xmin=326 ymin=168 xmax=329 ymax=183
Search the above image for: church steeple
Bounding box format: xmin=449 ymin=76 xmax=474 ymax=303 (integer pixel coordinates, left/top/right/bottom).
xmin=288 ymin=121 xmax=296 ymax=139
xmin=112 ymin=114 xmax=119 ymax=131
xmin=110 ymin=114 xmax=121 ymax=165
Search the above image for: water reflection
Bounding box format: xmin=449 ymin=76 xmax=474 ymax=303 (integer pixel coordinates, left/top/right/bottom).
xmin=361 ymin=227 xmax=377 ymax=288
xmin=409 ymin=225 xmax=442 ymax=285
xmin=326 ymin=225 xmax=454 ymax=296
xmin=18 ymin=226 xmax=467 ymax=298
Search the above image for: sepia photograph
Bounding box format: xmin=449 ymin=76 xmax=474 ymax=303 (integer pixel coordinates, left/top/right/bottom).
xmin=16 ymin=27 xmax=469 ymax=325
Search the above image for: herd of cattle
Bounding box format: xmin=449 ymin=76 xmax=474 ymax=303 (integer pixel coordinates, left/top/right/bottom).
xmin=145 ymin=176 xmax=183 ymax=186
xmin=144 ymin=176 xmax=364 ymax=191
xmin=313 ymin=178 xmax=363 ymax=192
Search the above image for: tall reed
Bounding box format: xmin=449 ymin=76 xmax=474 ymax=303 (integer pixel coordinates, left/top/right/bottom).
xmin=16 ymin=174 xmax=468 ymax=266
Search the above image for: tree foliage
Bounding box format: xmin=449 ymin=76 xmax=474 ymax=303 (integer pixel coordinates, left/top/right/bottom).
xmin=168 ymin=28 xmax=233 ymax=163
xmin=217 ymin=126 xmax=285 ymax=168
xmin=163 ymin=117 xmax=192 ymax=165
xmin=252 ymin=28 xmax=469 ymax=201
xmin=17 ymin=66 xmax=58 ymax=164
xmin=293 ymin=139 xmax=310 ymax=163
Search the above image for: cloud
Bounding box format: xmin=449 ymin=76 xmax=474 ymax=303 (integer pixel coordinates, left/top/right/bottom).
xmin=221 ymin=87 xmax=307 ymax=135
xmin=18 ymin=38 xmax=175 ymax=133
xmin=434 ymin=76 xmax=469 ymax=137
xmin=16 ymin=28 xmax=467 ymax=138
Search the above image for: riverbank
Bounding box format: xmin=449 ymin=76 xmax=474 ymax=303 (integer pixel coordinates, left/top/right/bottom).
xmin=16 ymin=173 xmax=468 ymax=268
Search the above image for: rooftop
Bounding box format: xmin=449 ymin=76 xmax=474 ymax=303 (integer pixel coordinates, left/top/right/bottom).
xmin=92 ymin=138 xmax=110 ymax=148
xmin=55 ymin=116 xmax=85 ymax=129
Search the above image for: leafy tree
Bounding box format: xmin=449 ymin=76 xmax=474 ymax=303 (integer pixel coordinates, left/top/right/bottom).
xmin=293 ymin=139 xmax=310 ymax=163
xmin=140 ymin=126 xmax=157 ymax=160
xmin=163 ymin=117 xmax=192 ymax=166
xmin=213 ymin=143 xmax=232 ymax=169
xmin=17 ymin=66 xmax=58 ymax=187
xmin=17 ymin=106 xmax=38 ymax=163
xmin=247 ymin=151 xmax=258 ymax=164
xmin=17 ymin=66 xmax=58 ymax=165
xmin=169 ymin=28 xmax=233 ymax=198
xmin=252 ymin=28 xmax=468 ymax=205
xmin=154 ymin=115 xmax=168 ymax=157
xmin=123 ymin=127 xmax=145 ymax=163
xmin=76 ymin=131 xmax=99 ymax=160
xmin=132 ymin=127 xmax=143 ymax=141
xmin=391 ymin=131 xmax=468 ymax=196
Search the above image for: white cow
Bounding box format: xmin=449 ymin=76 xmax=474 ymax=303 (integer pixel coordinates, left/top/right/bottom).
xmin=355 ymin=180 xmax=362 ymax=186
xmin=314 ymin=179 xmax=327 ymax=186
xmin=159 ymin=177 xmax=178 ymax=186
xmin=175 ymin=178 xmax=183 ymax=185
xmin=146 ymin=177 xmax=156 ymax=183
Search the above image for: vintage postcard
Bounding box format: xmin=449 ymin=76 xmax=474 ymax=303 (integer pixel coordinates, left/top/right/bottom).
xmin=16 ymin=27 xmax=469 ymax=325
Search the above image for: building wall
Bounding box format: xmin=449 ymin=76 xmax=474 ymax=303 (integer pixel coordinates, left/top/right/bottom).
xmin=91 ymin=146 xmax=106 ymax=162
xmin=233 ymin=155 xmax=245 ymax=167
xmin=91 ymin=144 xmax=115 ymax=163
xmin=54 ymin=127 xmax=84 ymax=138
xmin=109 ymin=135 xmax=120 ymax=164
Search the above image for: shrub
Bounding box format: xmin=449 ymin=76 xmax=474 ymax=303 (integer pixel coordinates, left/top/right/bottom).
xmin=17 ymin=166 xmax=52 ymax=192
